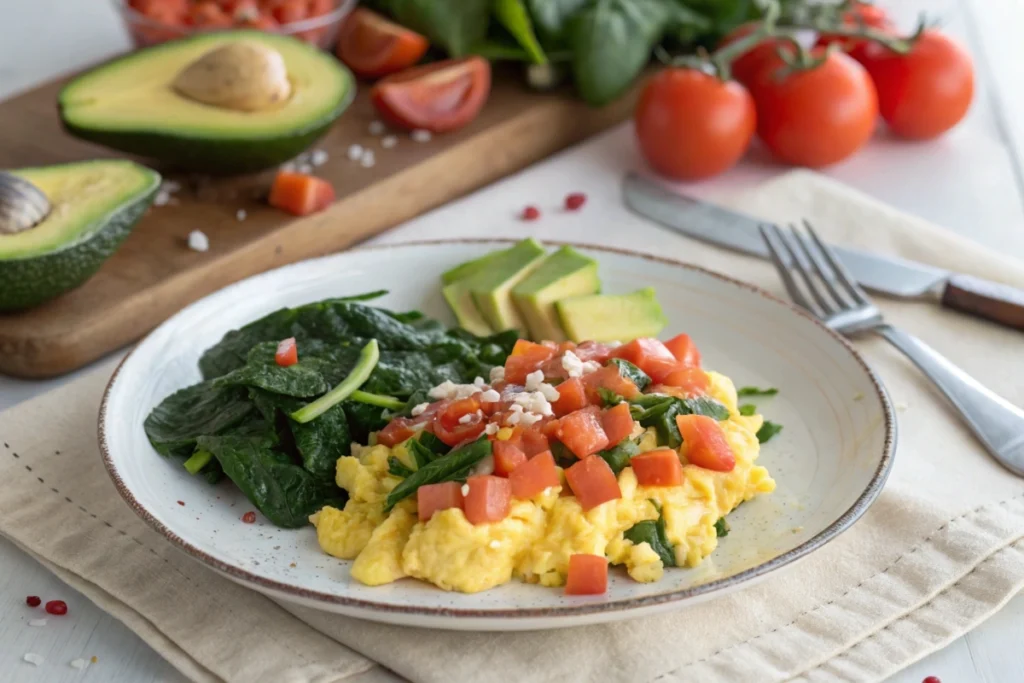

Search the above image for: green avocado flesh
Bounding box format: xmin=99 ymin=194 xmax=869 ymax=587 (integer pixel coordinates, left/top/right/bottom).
xmin=0 ymin=159 xmax=160 ymax=310
xmin=512 ymin=246 xmax=600 ymax=342
xmin=556 ymin=287 xmax=668 ymax=343
xmin=58 ymin=31 xmax=355 ymax=173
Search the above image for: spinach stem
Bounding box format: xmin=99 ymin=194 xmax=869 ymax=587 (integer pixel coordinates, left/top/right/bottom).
xmin=350 ymin=390 xmax=406 ymax=410
xmin=290 ymin=339 xmax=380 ymax=424
xmin=184 ymin=449 xmax=213 ymax=475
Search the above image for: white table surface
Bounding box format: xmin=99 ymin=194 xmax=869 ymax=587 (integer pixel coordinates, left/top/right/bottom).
xmin=2 ymin=1 xmax=1023 ymax=681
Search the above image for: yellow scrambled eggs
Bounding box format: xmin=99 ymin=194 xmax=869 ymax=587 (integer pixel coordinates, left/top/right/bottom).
xmin=310 ymin=371 xmax=775 ymax=593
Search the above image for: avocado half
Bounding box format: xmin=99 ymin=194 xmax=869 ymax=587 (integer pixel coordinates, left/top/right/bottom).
xmin=58 ymin=31 xmax=355 ymax=174
xmin=0 ymin=159 xmax=160 ymax=311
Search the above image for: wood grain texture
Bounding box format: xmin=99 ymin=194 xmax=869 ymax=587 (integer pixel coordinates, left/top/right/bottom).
xmin=0 ymin=68 xmax=634 ymax=378
xmin=942 ymin=274 xmax=1024 ymax=330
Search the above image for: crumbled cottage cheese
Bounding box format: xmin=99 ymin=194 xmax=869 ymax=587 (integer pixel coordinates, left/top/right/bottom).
xmin=480 ymin=389 xmax=501 ymax=403
xmin=489 ymin=366 xmax=505 ymax=383
xmin=410 ymin=402 xmax=430 ymax=417
xmin=428 ymin=380 xmax=480 ymax=401
xmin=561 ymin=350 xmax=600 ymax=378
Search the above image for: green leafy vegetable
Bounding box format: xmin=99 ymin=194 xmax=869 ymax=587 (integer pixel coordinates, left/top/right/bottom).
xmin=417 ymin=432 xmax=451 ymax=456
xmin=627 ymin=393 xmax=730 ymax=448
xmin=144 ymin=381 xmax=256 ymax=459
xmin=388 ymin=457 xmax=415 ymax=478
xmin=350 ymin=389 xmax=406 ymax=410
xmin=597 ymin=387 xmax=623 ymax=407
xmin=737 ymin=386 xmax=779 ymax=397
xmin=715 ymin=517 xmax=730 ymax=537
xmin=550 ymin=439 xmax=577 ymax=468
xmin=609 ymin=358 xmax=651 ymax=391
xmin=597 ymin=438 xmax=639 ymax=475
xmin=291 ymin=340 xmax=380 ymax=424
xmin=183 ymin=449 xmax=213 ymax=475
xmin=757 ymin=421 xmax=783 ymax=443
xmin=386 ymin=0 xmax=492 ymax=55
xmin=384 ymin=437 xmax=492 ymax=511
xmin=494 ymin=0 xmax=548 ymax=63
xmin=214 ymin=360 xmax=329 ymax=398
xmin=738 ymin=404 xmax=757 ymax=416
xmin=526 ymin=0 xmax=589 ymax=42
xmin=407 ymin=438 xmax=435 ymax=469
xmin=624 ymin=504 xmax=676 ymax=567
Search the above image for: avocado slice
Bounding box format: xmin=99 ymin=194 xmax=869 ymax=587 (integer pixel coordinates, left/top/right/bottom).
xmin=0 ymin=160 xmax=160 ymax=311
xmin=442 ymin=239 xmax=547 ymax=335
xmin=512 ymin=246 xmax=600 ymax=341
xmin=58 ymin=31 xmax=355 ymax=174
xmin=440 ymin=245 xmax=514 ymax=285
xmin=556 ymin=287 xmax=668 ymax=343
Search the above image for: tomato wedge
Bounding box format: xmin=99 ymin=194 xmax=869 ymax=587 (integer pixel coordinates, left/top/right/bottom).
xmin=275 ymin=337 xmax=298 ymax=367
xmin=551 ymin=377 xmax=588 ymax=417
xmin=509 ymin=450 xmax=560 ymax=499
xmin=663 ymin=333 xmax=701 ymax=367
xmin=601 ymin=403 xmax=634 ymax=446
xmin=565 ymin=554 xmax=608 ymax=595
xmin=557 ymin=407 xmax=609 ymax=459
xmin=336 ymin=8 xmax=429 ymax=79
xmin=631 ymin=448 xmax=683 ymax=486
xmin=493 ymin=440 xmax=527 ymax=477
xmin=463 ymin=475 xmax=512 ymax=525
xmin=565 ymin=455 xmax=621 ymax=511
xmin=417 ymin=482 xmax=464 ymax=521
xmin=676 ymin=414 xmax=736 ymax=472
xmin=370 ymin=56 xmax=491 ymax=133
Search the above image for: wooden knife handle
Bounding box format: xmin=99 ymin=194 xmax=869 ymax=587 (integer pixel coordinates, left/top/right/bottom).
xmin=941 ymin=274 xmax=1024 ymax=330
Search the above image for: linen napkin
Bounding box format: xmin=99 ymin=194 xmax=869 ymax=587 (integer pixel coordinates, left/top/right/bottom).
xmin=2 ymin=167 xmax=1024 ymax=683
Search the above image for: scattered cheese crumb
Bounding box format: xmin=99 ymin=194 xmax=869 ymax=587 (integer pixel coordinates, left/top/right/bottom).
xmin=381 ymin=135 xmax=398 ymax=149
xmin=484 ymin=423 xmax=499 ymax=436
xmin=461 ymin=484 xmax=470 ymax=497
xmin=411 ymin=129 xmax=432 ymax=143
xmin=360 ymin=149 xmax=376 ymax=168
xmin=369 ymin=120 xmax=386 ymax=136
xmin=480 ymin=389 xmax=500 ymax=403
xmin=29 ymin=619 xmax=47 ymax=627
xmin=236 ymin=209 xmax=247 ymax=221
xmin=410 ymin=402 xmax=430 ymax=417
xmin=525 ymin=370 xmax=545 ymax=391
xmin=297 ymin=163 xmax=313 ymax=174
xmin=509 ymin=403 xmax=524 ymax=413
xmin=458 ymin=413 xmax=474 ymax=425
xmin=489 ymin=540 xmax=501 ymax=549
xmin=582 ymin=360 xmax=602 ymax=374
xmin=187 ymin=230 xmax=210 ymax=252
xmin=23 ymin=653 xmax=44 ymax=666
xmin=70 ymin=659 xmax=89 ymax=670
xmin=347 ymin=144 xmax=364 ymax=161
xmin=606 ymin=341 xmax=622 ymax=348
xmin=428 ymin=380 xmax=479 ymax=400
xmin=310 ymin=149 xmax=328 ymax=166
xmin=562 ymin=351 xmax=584 ymax=378
xmin=489 ymin=366 xmax=505 ymax=383
xmin=153 ymin=190 xmax=171 ymax=207
xmin=518 ymin=412 xmax=543 ymax=427
xmin=539 ymin=383 xmax=560 ymax=402
xmin=474 ymin=376 xmax=486 ymax=387
xmin=471 ymin=454 xmax=494 ymax=476
xmin=505 ymin=411 xmax=522 ymax=426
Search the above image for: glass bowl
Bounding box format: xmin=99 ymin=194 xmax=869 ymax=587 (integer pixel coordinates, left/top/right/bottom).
xmin=115 ymin=0 xmax=357 ymax=50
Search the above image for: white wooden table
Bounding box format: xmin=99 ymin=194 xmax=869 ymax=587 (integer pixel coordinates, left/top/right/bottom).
xmin=2 ymin=1 xmax=1023 ymax=681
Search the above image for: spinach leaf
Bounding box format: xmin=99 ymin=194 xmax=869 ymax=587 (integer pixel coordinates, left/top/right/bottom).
xmin=291 ymin=340 xmax=380 ymax=423
xmin=470 ymin=40 xmax=533 ymax=62
xmin=629 ymin=394 xmax=730 ymax=448
xmin=738 ymin=403 xmax=757 ymax=416
xmin=527 ymin=0 xmax=589 ymax=42
xmin=597 ymin=438 xmax=639 ymax=475
xmin=597 ymin=387 xmax=623 ymax=407
xmin=144 ymin=381 xmax=256 ymax=459
xmin=624 ymin=506 xmax=676 ymax=567
xmin=199 ymin=431 xmax=344 ymax=528
xmin=345 ymin=401 xmax=390 ymax=445
xmin=388 ymin=457 xmax=415 ymax=478
xmin=385 ymin=0 xmax=491 ymax=56
xmin=737 ymin=386 xmax=778 ymax=397
xmin=550 ymin=439 xmax=577 ymax=468
xmin=569 ymin=0 xmax=670 ymax=105
xmin=407 ymin=438 xmax=435 ymax=469
xmin=214 ymin=360 xmax=329 ymax=398
xmin=417 ymin=432 xmax=451 ymax=456
xmin=685 ymin=396 xmax=731 ymax=420
xmin=715 ymin=517 xmax=730 ymax=537
xmin=757 ymin=421 xmax=783 ymax=443
xmin=609 ymin=358 xmax=651 ymax=391
xmin=384 ymin=437 xmax=492 ymax=511
xmin=495 ymin=0 xmax=548 ymax=63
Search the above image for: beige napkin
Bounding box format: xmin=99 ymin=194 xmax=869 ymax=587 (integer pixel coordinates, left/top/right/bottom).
xmin=2 ymin=170 xmax=1024 ymax=683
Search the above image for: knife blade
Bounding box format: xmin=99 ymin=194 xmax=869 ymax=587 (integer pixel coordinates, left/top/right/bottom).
xmin=623 ymin=172 xmax=1024 ymax=330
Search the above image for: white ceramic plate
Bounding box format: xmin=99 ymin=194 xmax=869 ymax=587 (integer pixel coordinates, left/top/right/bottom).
xmin=100 ymin=241 xmax=895 ymax=631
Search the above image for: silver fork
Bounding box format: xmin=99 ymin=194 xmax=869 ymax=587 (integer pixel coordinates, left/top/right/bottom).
xmin=761 ymin=221 xmax=1024 ymax=476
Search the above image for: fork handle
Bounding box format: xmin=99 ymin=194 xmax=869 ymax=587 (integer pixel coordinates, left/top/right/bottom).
xmin=941 ymin=274 xmax=1024 ymax=331
xmin=875 ymin=324 xmax=1024 ymax=475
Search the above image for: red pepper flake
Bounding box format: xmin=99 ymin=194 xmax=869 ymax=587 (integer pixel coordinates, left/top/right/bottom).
xmin=45 ymin=600 xmax=68 ymax=616
xmin=521 ymin=206 xmax=540 ymax=221
xmin=923 ymin=677 xmax=941 ymax=683
xmin=177 ymin=500 xmax=185 ymax=506
xmin=242 ymin=511 xmax=257 ymax=524
xmin=564 ymin=192 xmax=587 ymax=210
xmin=25 ymin=596 xmax=41 ymax=607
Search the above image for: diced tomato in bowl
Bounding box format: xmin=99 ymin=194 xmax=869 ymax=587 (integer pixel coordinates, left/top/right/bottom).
xmin=556 ymin=407 xmax=609 ymax=459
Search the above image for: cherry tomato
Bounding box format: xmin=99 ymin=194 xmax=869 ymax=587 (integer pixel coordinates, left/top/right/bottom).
xmin=634 ymin=68 xmax=756 ymax=181
xmin=857 ymin=30 xmax=974 ymax=140
xmin=752 ymin=50 xmax=877 ymax=168
xmin=719 ymin=23 xmax=789 ymax=87
xmin=337 ymin=8 xmax=430 ymax=79
xmin=370 ymin=56 xmax=491 ymax=133
xmin=434 ymin=396 xmax=487 ymax=446
xmin=816 ymin=2 xmax=894 ymax=63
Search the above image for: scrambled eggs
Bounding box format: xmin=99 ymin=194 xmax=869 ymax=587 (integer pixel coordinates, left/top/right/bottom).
xmin=311 ymin=371 xmax=775 ymax=593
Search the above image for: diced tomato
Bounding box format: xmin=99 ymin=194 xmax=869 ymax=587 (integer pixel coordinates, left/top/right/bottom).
xmin=565 ymin=455 xmax=621 ymax=510
xmin=463 ymin=475 xmax=512 ymax=525
xmin=509 ymin=450 xmax=560 ymax=499
xmin=613 ymin=338 xmax=676 ymax=377
xmin=272 ymin=0 xmax=307 ymax=24
xmin=541 ymin=418 xmax=562 ymax=440
xmin=676 ymin=414 xmax=736 ymax=472
xmin=370 ymin=56 xmax=491 ymax=133
xmin=659 ymin=367 xmax=710 ymax=396
xmin=275 ymin=337 xmax=298 ymax=367
xmin=377 ymin=417 xmax=419 ymax=447
xmin=268 ymin=172 xmax=335 ymax=216
xmin=493 ymin=440 xmax=527 ymax=477
xmin=557 ymin=407 xmax=609 ymax=459
xmin=565 ymin=554 xmax=608 ymax=595
xmin=601 ymin=403 xmax=634 ymax=445
xmin=186 ymin=1 xmax=231 ymax=26
xmin=643 ymin=357 xmax=683 ymax=384
xmin=521 ymin=428 xmax=550 ymax=458
xmin=551 ymin=377 xmax=588 ymax=417
xmin=574 ymin=340 xmax=615 ymax=364
xmin=417 ymin=482 xmax=464 ymax=522
xmin=433 ymin=415 xmax=486 ymax=447
xmin=336 ymin=8 xmax=430 ymax=79
xmin=582 ymin=366 xmax=640 ymax=404
xmin=439 ymin=396 xmax=481 ymax=426
xmin=664 ymin=333 xmax=701 ymax=367
xmin=504 ymin=340 xmax=556 ymax=385
xmin=630 ymin=448 xmax=683 ymax=486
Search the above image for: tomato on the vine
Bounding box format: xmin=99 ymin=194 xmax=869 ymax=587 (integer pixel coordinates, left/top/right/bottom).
xmin=751 ymin=49 xmax=878 ymax=168
xmin=718 ymin=23 xmax=788 ymax=86
xmin=634 ymin=68 xmax=756 ymax=181
xmin=857 ymin=30 xmax=974 ymax=140
xmin=816 ymin=1 xmax=894 ymax=63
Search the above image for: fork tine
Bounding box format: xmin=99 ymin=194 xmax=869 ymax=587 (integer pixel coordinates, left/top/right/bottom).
xmin=789 ymin=224 xmax=852 ymax=311
xmin=760 ymin=224 xmax=818 ymax=315
xmin=802 ymin=219 xmax=870 ymax=305
xmin=778 ymin=225 xmax=835 ymax=315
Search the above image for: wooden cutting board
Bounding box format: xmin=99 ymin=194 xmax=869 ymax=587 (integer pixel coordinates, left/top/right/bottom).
xmin=0 ymin=66 xmax=635 ymax=378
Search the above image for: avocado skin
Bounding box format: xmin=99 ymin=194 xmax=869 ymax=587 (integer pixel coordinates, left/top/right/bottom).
xmin=0 ymin=183 xmax=157 ymax=311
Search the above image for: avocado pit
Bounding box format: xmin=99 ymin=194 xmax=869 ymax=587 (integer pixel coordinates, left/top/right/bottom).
xmin=0 ymin=172 xmax=51 ymax=235
xmin=173 ymin=41 xmax=292 ymax=112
